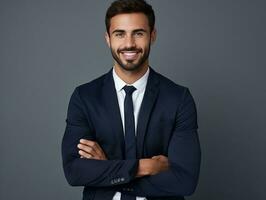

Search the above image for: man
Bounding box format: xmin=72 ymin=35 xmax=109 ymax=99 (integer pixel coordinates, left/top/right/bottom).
xmin=62 ymin=0 xmax=201 ymax=200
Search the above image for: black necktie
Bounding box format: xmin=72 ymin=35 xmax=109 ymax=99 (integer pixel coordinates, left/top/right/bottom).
xmin=121 ymin=85 xmax=136 ymax=200
xmin=123 ymin=85 xmax=137 ymax=159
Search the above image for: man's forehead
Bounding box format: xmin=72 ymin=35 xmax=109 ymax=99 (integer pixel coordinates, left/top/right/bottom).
xmin=109 ymin=13 xmax=149 ymax=31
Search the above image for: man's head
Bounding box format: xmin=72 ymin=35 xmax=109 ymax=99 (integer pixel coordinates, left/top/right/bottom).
xmin=105 ymin=0 xmax=156 ymax=72
xmin=105 ymin=0 xmax=155 ymax=35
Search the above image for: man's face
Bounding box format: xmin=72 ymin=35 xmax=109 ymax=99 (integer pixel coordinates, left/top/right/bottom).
xmin=105 ymin=13 xmax=156 ymax=72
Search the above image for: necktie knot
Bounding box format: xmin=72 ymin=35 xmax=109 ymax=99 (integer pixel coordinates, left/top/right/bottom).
xmin=123 ymin=85 xmax=136 ymax=96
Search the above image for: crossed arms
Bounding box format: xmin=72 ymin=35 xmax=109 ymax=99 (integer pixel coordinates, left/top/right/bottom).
xmin=78 ymin=139 xmax=169 ymax=177
xmin=62 ymin=87 xmax=201 ymax=197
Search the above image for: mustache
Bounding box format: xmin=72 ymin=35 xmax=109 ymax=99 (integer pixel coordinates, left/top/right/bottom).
xmin=117 ymin=47 xmax=142 ymax=53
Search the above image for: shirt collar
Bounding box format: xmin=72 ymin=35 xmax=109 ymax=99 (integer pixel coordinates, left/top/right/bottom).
xmin=112 ymin=67 xmax=150 ymax=93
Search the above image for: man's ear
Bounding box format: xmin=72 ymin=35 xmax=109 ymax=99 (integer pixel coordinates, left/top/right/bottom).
xmin=105 ymin=32 xmax=110 ymax=47
xmin=150 ymin=28 xmax=157 ymax=44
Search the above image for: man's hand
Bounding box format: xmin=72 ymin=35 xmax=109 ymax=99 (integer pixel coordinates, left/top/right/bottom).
xmin=136 ymin=155 xmax=169 ymax=177
xmin=77 ymin=139 xmax=168 ymax=176
xmin=77 ymin=139 xmax=107 ymax=160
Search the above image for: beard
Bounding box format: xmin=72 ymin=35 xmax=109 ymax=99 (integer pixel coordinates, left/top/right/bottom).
xmin=110 ymin=42 xmax=151 ymax=72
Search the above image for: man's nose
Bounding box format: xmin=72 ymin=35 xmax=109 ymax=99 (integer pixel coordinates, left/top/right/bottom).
xmin=124 ymin=35 xmax=136 ymax=48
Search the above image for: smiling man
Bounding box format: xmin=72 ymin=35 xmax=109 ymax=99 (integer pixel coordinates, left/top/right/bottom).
xmin=107 ymin=12 xmax=153 ymax=73
xmin=62 ymin=1 xmax=201 ymax=200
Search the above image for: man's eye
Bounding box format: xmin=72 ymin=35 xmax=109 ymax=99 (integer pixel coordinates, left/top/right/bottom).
xmin=135 ymin=32 xmax=144 ymax=37
xmin=115 ymin=33 xmax=124 ymax=37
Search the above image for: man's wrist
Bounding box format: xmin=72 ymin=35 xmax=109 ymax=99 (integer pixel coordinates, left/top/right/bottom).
xmin=136 ymin=159 xmax=154 ymax=177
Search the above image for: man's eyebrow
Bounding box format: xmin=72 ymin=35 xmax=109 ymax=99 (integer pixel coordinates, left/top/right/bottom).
xmin=111 ymin=29 xmax=125 ymax=34
xmin=132 ymin=29 xmax=147 ymax=33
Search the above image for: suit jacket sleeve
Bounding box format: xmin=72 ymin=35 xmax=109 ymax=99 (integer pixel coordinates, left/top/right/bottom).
xmin=61 ymin=87 xmax=138 ymax=187
xmin=117 ymin=88 xmax=201 ymax=197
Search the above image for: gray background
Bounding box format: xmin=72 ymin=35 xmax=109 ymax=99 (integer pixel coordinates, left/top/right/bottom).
xmin=1 ymin=0 xmax=265 ymax=199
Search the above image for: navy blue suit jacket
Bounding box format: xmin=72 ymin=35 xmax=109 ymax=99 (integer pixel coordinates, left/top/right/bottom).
xmin=62 ymin=68 xmax=201 ymax=200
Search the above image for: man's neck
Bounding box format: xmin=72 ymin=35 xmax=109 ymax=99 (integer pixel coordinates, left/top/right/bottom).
xmin=114 ymin=63 xmax=149 ymax=85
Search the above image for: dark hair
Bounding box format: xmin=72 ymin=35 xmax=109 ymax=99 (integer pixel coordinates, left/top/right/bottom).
xmin=105 ymin=0 xmax=155 ymax=34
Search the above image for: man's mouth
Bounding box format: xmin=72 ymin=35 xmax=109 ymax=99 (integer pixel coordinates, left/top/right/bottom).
xmin=119 ymin=50 xmax=140 ymax=60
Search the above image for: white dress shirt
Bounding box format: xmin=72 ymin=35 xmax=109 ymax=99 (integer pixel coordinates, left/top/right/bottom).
xmin=112 ymin=67 xmax=149 ymax=200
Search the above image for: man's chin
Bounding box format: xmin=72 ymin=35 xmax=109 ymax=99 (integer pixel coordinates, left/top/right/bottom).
xmin=120 ymin=64 xmax=140 ymax=71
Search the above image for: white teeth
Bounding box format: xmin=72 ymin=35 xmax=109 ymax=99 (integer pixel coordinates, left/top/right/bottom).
xmin=121 ymin=51 xmax=138 ymax=60
xmin=124 ymin=52 xmax=137 ymax=56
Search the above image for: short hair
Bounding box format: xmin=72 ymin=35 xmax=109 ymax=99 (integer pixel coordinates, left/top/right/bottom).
xmin=105 ymin=0 xmax=155 ymax=34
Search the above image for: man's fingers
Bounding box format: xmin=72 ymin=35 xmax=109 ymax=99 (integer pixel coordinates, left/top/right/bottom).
xmin=79 ymin=150 xmax=103 ymax=160
xmin=79 ymin=150 xmax=93 ymax=159
xmin=80 ymin=139 xmax=98 ymax=148
xmin=79 ymin=139 xmax=106 ymax=158
xmin=78 ymin=139 xmax=107 ymax=160
xmin=77 ymin=144 xmax=98 ymax=156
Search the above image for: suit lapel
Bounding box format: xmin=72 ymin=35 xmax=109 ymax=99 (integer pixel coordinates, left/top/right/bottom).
xmin=102 ymin=69 xmax=125 ymax=157
xmin=136 ymin=68 xmax=160 ymax=158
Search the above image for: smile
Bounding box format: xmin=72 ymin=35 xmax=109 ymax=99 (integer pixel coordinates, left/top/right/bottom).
xmin=120 ymin=51 xmax=139 ymax=60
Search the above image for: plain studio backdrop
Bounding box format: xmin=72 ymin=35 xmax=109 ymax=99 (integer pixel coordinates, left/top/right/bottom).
xmin=0 ymin=0 xmax=265 ymax=199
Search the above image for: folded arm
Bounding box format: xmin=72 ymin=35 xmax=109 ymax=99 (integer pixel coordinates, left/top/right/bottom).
xmin=77 ymin=139 xmax=169 ymax=177
xmin=115 ymin=88 xmax=201 ymax=197
xmin=118 ymin=129 xmax=201 ymax=197
xmin=62 ymin=88 xmax=139 ymax=187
